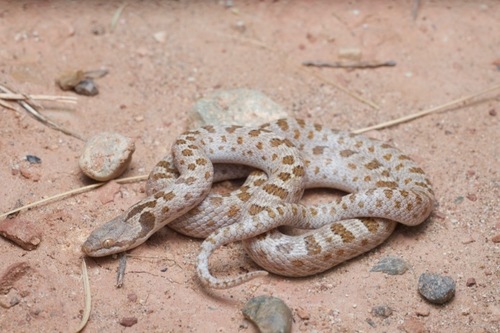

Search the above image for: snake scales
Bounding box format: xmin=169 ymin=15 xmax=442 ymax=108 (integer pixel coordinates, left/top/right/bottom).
xmin=82 ymin=118 xmax=434 ymax=289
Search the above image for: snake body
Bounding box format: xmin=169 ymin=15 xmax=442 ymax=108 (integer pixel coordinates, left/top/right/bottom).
xmin=82 ymin=118 xmax=434 ymax=289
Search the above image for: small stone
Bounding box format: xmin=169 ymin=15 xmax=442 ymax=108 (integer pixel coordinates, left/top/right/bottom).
xmin=418 ymin=273 xmax=456 ymax=304
xmin=242 ymin=295 xmax=292 ymax=333
xmin=489 ymin=109 xmax=497 ymax=116
xmin=25 ymin=155 xmax=41 ymax=164
xmin=0 ymin=289 xmax=20 ymax=308
xmin=74 ymin=79 xmax=99 ymax=96
xmin=153 ymin=31 xmax=167 ymax=43
xmin=190 ymin=89 xmax=288 ymax=128
xmin=371 ymin=256 xmax=409 ymax=275
xmin=233 ymin=20 xmax=246 ymax=33
xmin=466 ymin=193 xmax=477 ymax=201
xmin=491 ymin=234 xmax=500 ymax=243
xmin=466 ymin=278 xmax=476 ymax=287
xmin=461 ymin=237 xmax=475 ymax=244
xmin=79 ymin=132 xmax=135 ymax=181
xmin=399 ymin=317 xmax=427 ymax=333
xmin=0 ymin=262 xmax=31 ymax=294
xmin=0 ymin=218 xmax=42 ymax=250
xmin=371 ymin=305 xmax=393 ymax=318
xmin=91 ymin=24 xmax=106 ymax=35
xmin=127 ymin=292 xmax=138 ymax=302
xmin=119 ymin=317 xmax=138 ymax=327
xmin=296 ymin=306 xmax=310 ymax=320
xmin=493 ymin=59 xmax=500 ymax=70
xmin=365 ymin=318 xmax=376 ymax=327
xmin=415 ymin=306 xmax=430 ymax=317
xmin=19 ymin=165 xmax=41 ymax=181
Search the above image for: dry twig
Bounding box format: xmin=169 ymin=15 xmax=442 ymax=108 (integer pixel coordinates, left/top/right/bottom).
xmin=0 ymin=93 xmax=77 ymax=104
xmin=303 ymin=60 xmax=396 ymax=69
xmin=0 ymin=175 xmax=148 ymax=219
xmin=214 ymin=32 xmax=380 ymax=110
xmin=75 ymin=259 xmax=91 ymax=333
xmin=353 ymin=83 xmax=500 ymax=134
xmin=116 ymin=253 xmax=127 ymax=288
xmin=0 ymin=84 xmax=84 ymax=141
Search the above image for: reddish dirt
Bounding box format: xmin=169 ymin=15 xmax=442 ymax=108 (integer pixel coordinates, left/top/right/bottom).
xmin=0 ymin=2 xmax=499 ymax=332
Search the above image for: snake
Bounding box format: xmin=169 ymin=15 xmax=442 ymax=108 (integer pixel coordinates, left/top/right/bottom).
xmin=82 ymin=118 xmax=434 ymax=289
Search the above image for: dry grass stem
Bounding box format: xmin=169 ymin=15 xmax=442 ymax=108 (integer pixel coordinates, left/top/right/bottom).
xmin=353 ymin=83 xmax=500 ymax=134
xmin=0 ymin=84 xmax=85 ymax=141
xmin=215 ymin=31 xmax=380 ymax=110
xmin=0 ymin=93 xmax=77 ymax=103
xmin=75 ymin=259 xmax=91 ymax=333
xmin=0 ymin=175 xmax=148 ymax=219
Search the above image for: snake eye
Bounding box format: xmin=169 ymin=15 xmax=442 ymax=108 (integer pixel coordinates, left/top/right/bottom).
xmin=102 ymin=239 xmax=115 ymax=248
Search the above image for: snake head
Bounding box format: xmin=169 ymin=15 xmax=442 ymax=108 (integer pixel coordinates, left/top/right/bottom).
xmin=81 ymin=213 xmax=147 ymax=257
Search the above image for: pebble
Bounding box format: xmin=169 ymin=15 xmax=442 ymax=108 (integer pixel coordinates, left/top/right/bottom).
xmin=74 ymin=79 xmax=99 ymax=96
xmin=370 ymin=256 xmax=409 ymax=275
xmin=0 ymin=218 xmax=42 ymax=250
xmin=190 ymin=88 xmax=288 ymax=128
xmin=153 ymin=31 xmax=167 ymax=43
xmin=466 ymin=277 xmax=477 ymax=287
xmin=242 ymin=295 xmax=293 ymax=333
xmin=418 ymin=273 xmax=456 ymax=304
xmin=0 ymin=262 xmax=31 ymax=294
xmin=371 ymin=305 xmax=393 ymax=318
xmin=0 ymin=289 xmax=20 ymax=308
xmin=296 ymin=307 xmax=310 ymax=320
xmin=25 ymin=155 xmax=41 ymax=164
xmin=119 ymin=317 xmax=138 ymax=327
xmin=399 ymin=317 xmax=427 ymax=333
xmin=79 ymin=132 xmax=135 ymax=181
xmin=491 ymin=234 xmax=500 ymax=243
xmin=19 ymin=165 xmax=41 ymax=181
xmin=127 ymin=292 xmax=138 ymax=303
xmin=415 ymin=306 xmax=430 ymax=317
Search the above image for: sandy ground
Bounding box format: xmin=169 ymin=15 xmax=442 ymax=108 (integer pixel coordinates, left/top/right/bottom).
xmin=0 ymin=1 xmax=499 ymax=332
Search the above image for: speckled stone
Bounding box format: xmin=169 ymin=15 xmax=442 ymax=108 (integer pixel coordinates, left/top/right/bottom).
xmin=370 ymin=256 xmax=409 ymax=275
xmin=190 ymin=88 xmax=288 ymax=128
xmin=418 ymin=273 xmax=456 ymax=304
xmin=79 ymin=132 xmax=135 ymax=181
xmin=242 ymin=295 xmax=292 ymax=333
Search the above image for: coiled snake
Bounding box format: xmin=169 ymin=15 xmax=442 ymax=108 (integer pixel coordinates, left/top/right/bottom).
xmin=82 ymin=118 xmax=434 ymax=289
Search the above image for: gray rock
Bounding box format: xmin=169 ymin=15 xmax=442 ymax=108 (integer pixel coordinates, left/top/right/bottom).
xmin=79 ymin=132 xmax=135 ymax=181
xmin=242 ymin=295 xmax=292 ymax=333
xmin=190 ymin=88 xmax=288 ymax=128
xmin=418 ymin=273 xmax=456 ymax=304
xmin=74 ymin=79 xmax=99 ymax=96
xmin=370 ymin=256 xmax=409 ymax=275
xmin=371 ymin=305 xmax=393 ymax=318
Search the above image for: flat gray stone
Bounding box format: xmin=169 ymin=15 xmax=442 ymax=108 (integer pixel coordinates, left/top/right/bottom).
xmin=190 ymin=88 xmax=288 ymax=128
xmin=242 ymin=295 xmax=292 ymax=333
xmin=370 ymin=256 xmax=409 ymax=275
xmin=371 ymin=305 xmax=393 ymax=318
